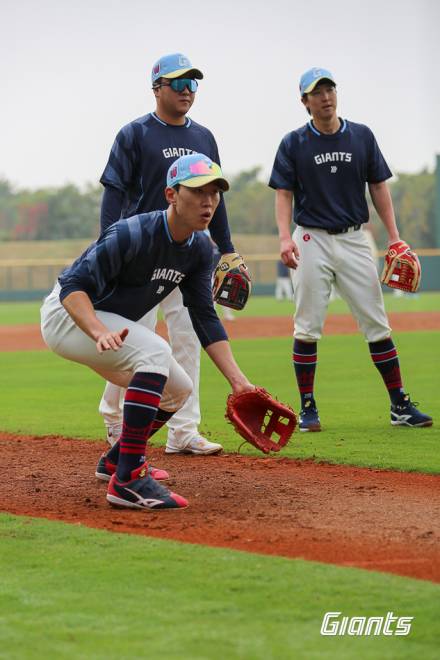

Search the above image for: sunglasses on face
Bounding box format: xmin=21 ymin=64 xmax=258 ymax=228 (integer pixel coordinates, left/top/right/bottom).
xmin=160 ymin=78 xmax=198 ymax=93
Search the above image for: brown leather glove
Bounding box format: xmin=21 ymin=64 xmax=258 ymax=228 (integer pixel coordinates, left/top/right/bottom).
xmin=381 ymin=240 xmax=421 ymax=293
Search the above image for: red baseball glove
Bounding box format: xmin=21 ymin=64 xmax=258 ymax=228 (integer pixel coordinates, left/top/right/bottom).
xmin=225 ymin=387 xmax=297 ymax=454
xmin=381 ymin=240 xmax=421 ymax=293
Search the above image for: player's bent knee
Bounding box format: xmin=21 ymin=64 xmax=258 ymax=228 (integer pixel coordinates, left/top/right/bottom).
xmin=160 ymin=362 xmax=193 ymax=412
xmin=131 ymin=340 xmax=172 ymax=374
xmin=168 ymin=373 xmax=193 ymax=411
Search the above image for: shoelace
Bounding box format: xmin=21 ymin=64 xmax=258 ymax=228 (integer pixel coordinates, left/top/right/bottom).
xmin=301 ymin=406 xmax=317 ymax=415
xmin=398 ymin=395 xmax=419 ymax=410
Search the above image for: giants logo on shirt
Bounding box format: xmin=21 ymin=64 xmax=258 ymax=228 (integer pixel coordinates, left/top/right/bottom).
xmin=314 ymin=152 xmax=352 ymax=165
xmin=163 ymin=147 xmax=197 ymax=158
xmin=151 ymin=267 xmax=185 ymax=284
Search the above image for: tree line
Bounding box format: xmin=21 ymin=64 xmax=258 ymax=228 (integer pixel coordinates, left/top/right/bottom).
xmin=0 ymin=168 xmax=436 ymax=247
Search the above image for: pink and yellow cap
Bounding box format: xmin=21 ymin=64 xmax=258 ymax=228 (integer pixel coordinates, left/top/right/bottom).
xmin=167 ymin=154 xmax=229 ymax=191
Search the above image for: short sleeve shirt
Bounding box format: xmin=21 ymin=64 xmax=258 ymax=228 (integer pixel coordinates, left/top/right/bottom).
xmin=269 ymin=119 xmax=392 ymax=231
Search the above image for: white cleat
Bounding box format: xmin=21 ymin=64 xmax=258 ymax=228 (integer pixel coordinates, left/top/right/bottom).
xmin=165 ymin=435 xmax=223 ymax=455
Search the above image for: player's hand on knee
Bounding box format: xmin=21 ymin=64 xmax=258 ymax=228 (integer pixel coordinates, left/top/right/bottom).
xmin=280 ymin=238 xmax=299 ymax=269
xmin=96 ymin=328 xmax=129 ymax=353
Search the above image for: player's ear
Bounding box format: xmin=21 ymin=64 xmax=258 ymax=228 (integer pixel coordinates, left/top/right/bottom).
xmin=301 ymin=94 xmax=310 ymax=113
xmin=152 ymin=79 xmax=161 ymax=99
xmin=165 ymin=186 xmax=178 ymax=205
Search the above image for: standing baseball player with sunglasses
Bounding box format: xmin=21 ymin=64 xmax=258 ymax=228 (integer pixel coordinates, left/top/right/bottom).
xmin=269 ymin=67 xmax=432 ymax=431
xmin=99 ymin=53 xmax=242 ymax=455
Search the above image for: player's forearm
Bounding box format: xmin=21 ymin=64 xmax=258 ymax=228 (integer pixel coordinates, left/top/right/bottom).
xmin=100 ymin=185 xmax=125 ymax=233
xmin=368 ymin=182 xmax=400 ymax=244
xmin=62 ymin=291 xmax=109 ymax=342
xmin=275 ymin=189 xmax=299 ymax=268
xmin=275 ymin=189 xmax=294 ymax=240
xmin=205 ymin=340 xmax=252 ymax=394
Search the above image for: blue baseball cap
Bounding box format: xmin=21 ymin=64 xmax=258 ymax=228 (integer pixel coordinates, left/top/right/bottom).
xmin=151 ymin=53 xmax=203 ymax=84
xmin=299 ymin=67 xmax=336 ymax=95
xmin=167 ymin=154 xmax=229 ymax=192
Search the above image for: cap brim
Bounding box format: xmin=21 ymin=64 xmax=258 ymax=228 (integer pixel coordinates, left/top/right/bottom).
xmin=162 ymin=67 xmax=204 ymax=80
xmin=302 ymin=76 xmax=336 ymax=94
xmin=180 ymin=175 xmax=229 ymax=192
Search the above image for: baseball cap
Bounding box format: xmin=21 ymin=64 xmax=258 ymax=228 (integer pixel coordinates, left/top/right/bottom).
xmin=151 ymin=53 xmax=203 ymax=84
xmin=299 ymin=67 xmax=336 ymax=95
xmin=167 ymin=154 xmax=229 ymax=192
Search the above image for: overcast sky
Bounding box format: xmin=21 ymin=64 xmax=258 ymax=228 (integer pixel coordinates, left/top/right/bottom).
xmin=1 ymin=0 xmax=439 ymax=189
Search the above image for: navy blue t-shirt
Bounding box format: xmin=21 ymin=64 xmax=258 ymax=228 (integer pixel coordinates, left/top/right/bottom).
xmin=100 ymin=112 xmax=234 ymax=253
xmin=58 ymin=211 xmax=227 ymax=348
xmin=269 ymin=119 xmax=392 ymax=231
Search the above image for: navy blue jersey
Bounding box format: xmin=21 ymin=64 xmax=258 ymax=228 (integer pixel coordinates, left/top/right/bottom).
xmin=58 ymin=211 xmax=227 ymax=348
xmin=100 ymin=112 xmax=233 ymax=253
xmin=269 ymin=119 xmax=392 ymax=231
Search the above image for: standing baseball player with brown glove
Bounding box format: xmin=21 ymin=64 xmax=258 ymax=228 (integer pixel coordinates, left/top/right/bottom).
xmin=98 ymin=52 xmax=250 ymax=455
xmin=269 ymin=67 xmax=432 ymax=430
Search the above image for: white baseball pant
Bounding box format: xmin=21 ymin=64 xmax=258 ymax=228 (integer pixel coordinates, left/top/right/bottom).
xmin=41 ymin=285 xmax=192 ymax=413
xmin=291 ymin=226 xmax=391 ymax=343
xmin=98 ymin=287 xmax=201 ymax=448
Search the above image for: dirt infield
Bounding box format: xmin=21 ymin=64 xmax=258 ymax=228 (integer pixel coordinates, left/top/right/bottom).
xmin=1 ymin=433 xmax=439 ymax=583
xmin=1 ymin=310 xmax=440 ymax=350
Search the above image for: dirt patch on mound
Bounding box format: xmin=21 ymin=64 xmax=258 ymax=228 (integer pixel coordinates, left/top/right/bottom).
xmin=1 ymin=433 xmax=439 ymax=583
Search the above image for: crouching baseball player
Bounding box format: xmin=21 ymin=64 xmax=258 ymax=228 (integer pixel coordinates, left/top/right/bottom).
xmin=40 ymin=154 xmax=254 ymax=510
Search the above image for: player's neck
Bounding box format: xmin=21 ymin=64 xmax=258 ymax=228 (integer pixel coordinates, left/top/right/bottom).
xmin=154 ymin=106 xmax=187 ymax=126
xmin=166 ymin=207 xmax=194 ymax=243
xmin=312 ymin=115 xmax=340 ymax=135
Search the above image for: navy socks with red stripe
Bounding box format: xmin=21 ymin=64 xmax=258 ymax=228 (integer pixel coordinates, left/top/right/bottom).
xmin=115 ymin=372 xmax=167 ymax=482
xmin=293 ymin=339 xmax=318 ymax=408
xmin=369 ymin=338 xmax=404 ymax=404
xmin=293 ymin=337 xmax=404 ymax=409
xmin=106 ymin=407 xmax=174 ymax=467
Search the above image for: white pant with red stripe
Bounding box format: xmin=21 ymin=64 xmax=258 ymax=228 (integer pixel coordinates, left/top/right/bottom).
xmin=291 ymin=226 xmax=391 ymax=343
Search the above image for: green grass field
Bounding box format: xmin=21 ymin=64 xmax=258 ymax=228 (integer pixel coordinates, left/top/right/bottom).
xmin=0 ymin=292 xmax=439 ymax=325
xmin=1 ymin=297 xmax=439 ymax=658
xmin=1 ymin=514 xmax=439 ymax=660
xmin=1 ymin=334 xmax=438 ymax=472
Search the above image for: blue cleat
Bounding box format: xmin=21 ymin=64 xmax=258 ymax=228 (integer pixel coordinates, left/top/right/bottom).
xmin=107 ymin=465 xmax=187 ymax=510
xmin=390 ymin=394 xmax=433 ymax=427
xmin=299 ymin=398 xmax=321 ymax=432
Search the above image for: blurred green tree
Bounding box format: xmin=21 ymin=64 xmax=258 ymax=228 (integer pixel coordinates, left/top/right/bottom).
xmin=368 ymin=170 xmax=435 ymax=248
xmin=0 ymin=168 xmax=436 ymax=245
